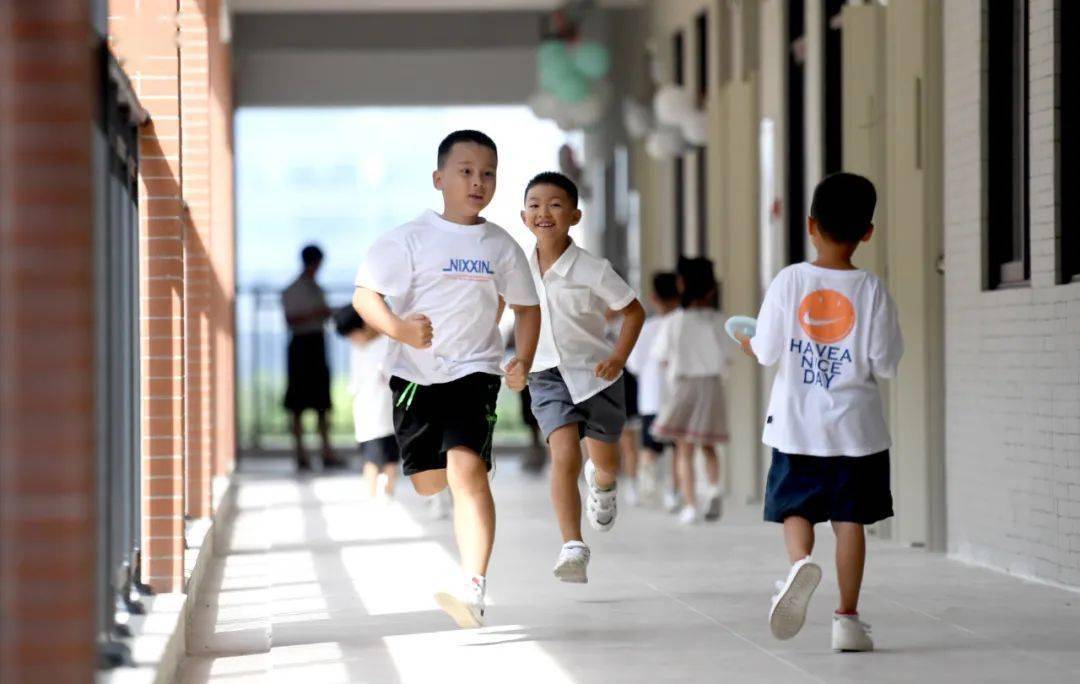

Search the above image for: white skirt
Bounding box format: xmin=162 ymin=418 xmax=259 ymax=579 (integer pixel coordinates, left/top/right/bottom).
xmin=650 ymin=375 xmax=729 ymax=445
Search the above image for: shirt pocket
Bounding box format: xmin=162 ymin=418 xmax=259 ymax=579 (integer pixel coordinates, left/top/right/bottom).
xmin=560 ymin=286 xmax=593 ymax=315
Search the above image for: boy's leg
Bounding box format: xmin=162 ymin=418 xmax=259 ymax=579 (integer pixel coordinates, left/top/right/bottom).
xmin=675 ymin=440 xmax=697 ymax=507
xmin=291 ymin=411 xmax=310 ymax=467
xmin=316 ymin=410 xmax=342 ymax=465
xmin=548 ymin=424 xmax=584 ymax=543
xmin=584 ymin=437 xmax=619 ymax=489
xmin=831 ymin=522 xmax=865 ymax=614
xmin=783 ymin=516 xmax=815 ymax=562
xmin=618 ymin=426 xmax=638 ymax=479
xmin=446 ymin=447 xmax=495 ymax=577
xmin=381 ymin=464 xmax=397 ymax=495
xmin=410 ymin=469 xmax=448 ymax=496
xmin=363 ymin=461 xmax=378 ymax=496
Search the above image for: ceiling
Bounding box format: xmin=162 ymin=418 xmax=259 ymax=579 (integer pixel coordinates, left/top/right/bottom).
xmin=229 ymin=0 xmax=641 ymax=13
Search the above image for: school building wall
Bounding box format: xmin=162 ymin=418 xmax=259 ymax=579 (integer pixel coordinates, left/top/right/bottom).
xmin=943 ymin=0 xmax=1080 ymax=588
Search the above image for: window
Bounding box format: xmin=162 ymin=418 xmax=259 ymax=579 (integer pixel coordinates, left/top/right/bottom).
xmin=787 ymin=0 xmax=807 ymax=265
xmin=1059 ymin=0 xmax=1078 ymax=283
xmin=674 ymin=29 xmax=686 ymax=257
xmin=985 ymin=0 xmax=1030 ymax=289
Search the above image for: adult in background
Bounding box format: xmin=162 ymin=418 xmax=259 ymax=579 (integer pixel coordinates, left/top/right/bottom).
xmin=282 ymin=244 xmax=345 ymax=471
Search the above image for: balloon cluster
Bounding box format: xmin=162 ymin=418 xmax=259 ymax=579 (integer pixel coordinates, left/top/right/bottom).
xmin=528 ymin=39 xmax=613 ymax=131
xmin=623 ymin=56 xmax=709 ymax=159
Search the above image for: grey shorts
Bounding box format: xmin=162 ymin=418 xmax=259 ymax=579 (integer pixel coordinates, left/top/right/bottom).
xmin=528 ymin=368 xmax=627 ymax=443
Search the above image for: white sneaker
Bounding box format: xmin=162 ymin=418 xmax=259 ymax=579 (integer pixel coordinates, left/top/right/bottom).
xmin=677 ymin=504 xmax=701 ymax=525
xmin=704 ymin=492 xmax=723 ymax=522
xmin=434 ymin=576 xmax=485 ymax=629
xmin=552 ymin=541 xmax=590 ymax=583
xmin=375 ymin=473 xmax=391 ymax=503
xmin=832 ymin=613 xmax=874 ymax=652
xmin=769 ymin=557 xmax=822 ymax=640
xmin=428 ymin=489 xmax=451 ymax=520
xmin=583 ymin=459 xmax=617 ymax=532
xmin=663 ymin=490 xmax=682 ymax=514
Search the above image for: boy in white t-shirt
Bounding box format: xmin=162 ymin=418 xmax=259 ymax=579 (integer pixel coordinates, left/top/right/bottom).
xmin=353 ymin=130 xmax=542 ymax=628
xmin=335 ymin=307 xmax=398 ymax=501
xmin=522 ymin=172 xmax=645 ymax=584
xmin=740 ymin=172 xmax=903 ymax=652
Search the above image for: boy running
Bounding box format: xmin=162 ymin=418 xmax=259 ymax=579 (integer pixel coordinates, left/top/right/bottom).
xmin=353 ymin=130 xmax=541 ymax=628
xmin=740 ymin=172 xmax=902 ymax=651
xmin=522 ymin=171 xmax=645 ymax=584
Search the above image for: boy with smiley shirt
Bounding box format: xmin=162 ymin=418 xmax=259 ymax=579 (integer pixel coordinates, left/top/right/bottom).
xmin=739 ymin=172 xmax=902 ymax=652
xmin=522 ymin=172 xmax=645 ymax=584
xmin=353 ymin=130 xmax=541 ymax=629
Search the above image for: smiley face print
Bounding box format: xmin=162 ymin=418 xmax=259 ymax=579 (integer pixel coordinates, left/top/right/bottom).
xmin=797 ymin=289 xmax=855 ymax=344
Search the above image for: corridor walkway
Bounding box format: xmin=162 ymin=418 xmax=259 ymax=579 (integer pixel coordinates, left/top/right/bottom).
xmin=181 ymin=456 xmax=1080 ymax=684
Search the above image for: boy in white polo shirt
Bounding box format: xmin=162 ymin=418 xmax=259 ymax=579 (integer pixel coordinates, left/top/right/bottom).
xmin=740 ymin=172 xmax=902 ymax=652
xmin=522 ymin=172 xmax=645 ymax=584
xmin=353 ymin=130 xmax=541 ymax=628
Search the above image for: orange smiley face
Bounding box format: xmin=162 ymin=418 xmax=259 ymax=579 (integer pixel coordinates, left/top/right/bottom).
xmin=797 ymin=289 xmax=855 ymax=344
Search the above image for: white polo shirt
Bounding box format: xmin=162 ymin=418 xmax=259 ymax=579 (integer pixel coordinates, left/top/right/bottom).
xmin=355 ymin=210 xmax=540 ymax=386
xmin=530 ymin=240 xmax=638 ymax=404
xmin=625 ymin=313 xmax=671 ymax=416
xmin=750 ymin=262 xmax=903 ymax=457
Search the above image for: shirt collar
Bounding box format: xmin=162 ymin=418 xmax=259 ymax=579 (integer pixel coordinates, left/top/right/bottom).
xmin=531 ymin=238 xmax=580 ymax=278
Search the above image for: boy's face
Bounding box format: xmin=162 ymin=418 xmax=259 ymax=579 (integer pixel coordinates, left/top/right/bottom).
xmin=433 ymin=142 xmax=497 ymax=217
xmin=521 ymin=184 xmax=581 ymax=242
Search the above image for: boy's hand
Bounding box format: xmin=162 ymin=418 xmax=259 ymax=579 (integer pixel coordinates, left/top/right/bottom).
xmin=399 ymin=313 xmax=433 ymax=349
xmin=737 ymin=333 xmax=756 ymax=359
xmin=504 ymin=357 xmax=528 ymax=392
xmin=595 ymin=355 xmax=625 ymax=381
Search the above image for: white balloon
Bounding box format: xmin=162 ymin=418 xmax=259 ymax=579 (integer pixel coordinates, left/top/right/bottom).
xmin=528 ymin=91 xmax=560 ymax=120
xmin=681 ymin=109 xmax=709 ymax=146
xmin=653 ymin=84 xmax=694 ymax=126
xmin=645 ymin=125 xmax=686 ymax=160
xmin=622 ymin=98 xmax=653 ymax=140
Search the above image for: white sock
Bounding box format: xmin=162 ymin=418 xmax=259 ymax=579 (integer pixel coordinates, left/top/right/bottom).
xmin=470 ymin=574 xmax=486 ymax=594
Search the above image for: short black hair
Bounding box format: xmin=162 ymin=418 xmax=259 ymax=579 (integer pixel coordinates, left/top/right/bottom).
xmin=301 ymin=244 xmax=323 ymax=266
xmin=809 ymin=172 xmax=877 ymax=244
xmin=676 ymin=256 xmax=717 ymax=308
xmin=652 ymin=271 xmax=678 ymax=301
xmin=524 ymin=171 xmax=579 ymax=207
xmin=437 ymin=129 xmax=498 ymax=168
xmin=333 ymin=305 xmax=365 ymax=337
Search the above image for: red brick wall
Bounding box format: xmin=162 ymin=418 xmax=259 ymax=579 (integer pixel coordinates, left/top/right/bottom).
xmin=0 ymin=2 xmax=97 ymax=680
xmin=110 ymin=0 xmax=188 ymax=593
xmin=180 ymin=0 xmax=215 ymax=520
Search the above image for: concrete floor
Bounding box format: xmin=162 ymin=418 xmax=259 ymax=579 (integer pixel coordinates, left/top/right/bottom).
xmin=180 ymin=455 xmax=1080 ymax=684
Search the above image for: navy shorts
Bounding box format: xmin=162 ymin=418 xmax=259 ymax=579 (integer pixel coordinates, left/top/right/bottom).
xmin=763 ymin=449 xmax=893 ymax=525
xmin=639 ymin=414 xmax=673 ymax=454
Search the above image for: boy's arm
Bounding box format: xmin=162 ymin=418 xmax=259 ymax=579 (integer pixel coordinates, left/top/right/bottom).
xmin=596 ymin=298 xmax=645 ymax=381
xmin=352 ymin=287 xmax=432 ymax=349
xmin=504 ymin=303 xmax=540 ymax=391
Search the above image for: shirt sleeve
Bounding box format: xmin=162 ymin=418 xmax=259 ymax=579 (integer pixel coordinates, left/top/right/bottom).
xmin=749 ymin=272 xmax=787 ymax=366
xmin=355 ymin=232 xmax=412 ymax=297
xmin=496 ymin=241 xmax=540 ymax=306
xmin=594 ymin=261 xmax=637 ymax=311
xmin=869 ymin=283 xmax=904 ymax=379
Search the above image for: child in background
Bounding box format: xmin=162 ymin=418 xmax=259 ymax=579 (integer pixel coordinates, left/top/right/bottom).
xmin=523 ymin=171 xmax=645 ymax=584
xmin=650 ymin=257 xmax=730 ymax=525
xmin=336 ymin=306 xmax=398 ymax=501
xmin=624 ymin=271 xmax=679 ymax=506
xmin=740 ymin=172 xmax=901 ymax=651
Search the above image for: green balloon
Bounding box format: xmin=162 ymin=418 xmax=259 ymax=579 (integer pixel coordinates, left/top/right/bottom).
xmin=553 ymin=73 xmax=590 ymax=103
xmin=573 ymin=42 xmax=610 ymax=79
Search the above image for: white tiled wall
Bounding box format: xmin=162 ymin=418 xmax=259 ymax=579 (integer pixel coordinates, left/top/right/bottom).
xmin=944 ymin=0 xmax=1080 ymax=588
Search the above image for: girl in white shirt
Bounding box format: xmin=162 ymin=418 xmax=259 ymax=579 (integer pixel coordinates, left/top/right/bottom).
xmin=650 ymin=257 xmax=730 ymax=525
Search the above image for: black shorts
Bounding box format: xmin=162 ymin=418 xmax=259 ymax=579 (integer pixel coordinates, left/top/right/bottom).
xmin=623 ymin=370 xmax=640 ymax=419
xmin=389 ymin=373 xmax=501 ymax=477
xmin=639 ymin=414 xmax=673 ymax=454
xmin=283 ymin=332 xmax=331 ymax=413
xmin=359 ymin=434 xmax=399 ymax=466
xmin=763 ymin=448 xmax=893 ymax=525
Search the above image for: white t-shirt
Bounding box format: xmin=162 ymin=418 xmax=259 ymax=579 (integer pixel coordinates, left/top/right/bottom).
xmin=281 ymin=276 xmax=328 ymax=334
xmin=651 ymin=308 xmax=730 ymax=381
xmin=530 ymin=240 xmax=637 ymax=404
xmin=625 ymin=313 xmax=671 ymax=416
xmin=349 ymin=335 xmax=394 ymax=444
xmin=750 ymin=262 xmax=903 ymax=457
xmin=354 ymin=210 xmax=539 ymax=385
